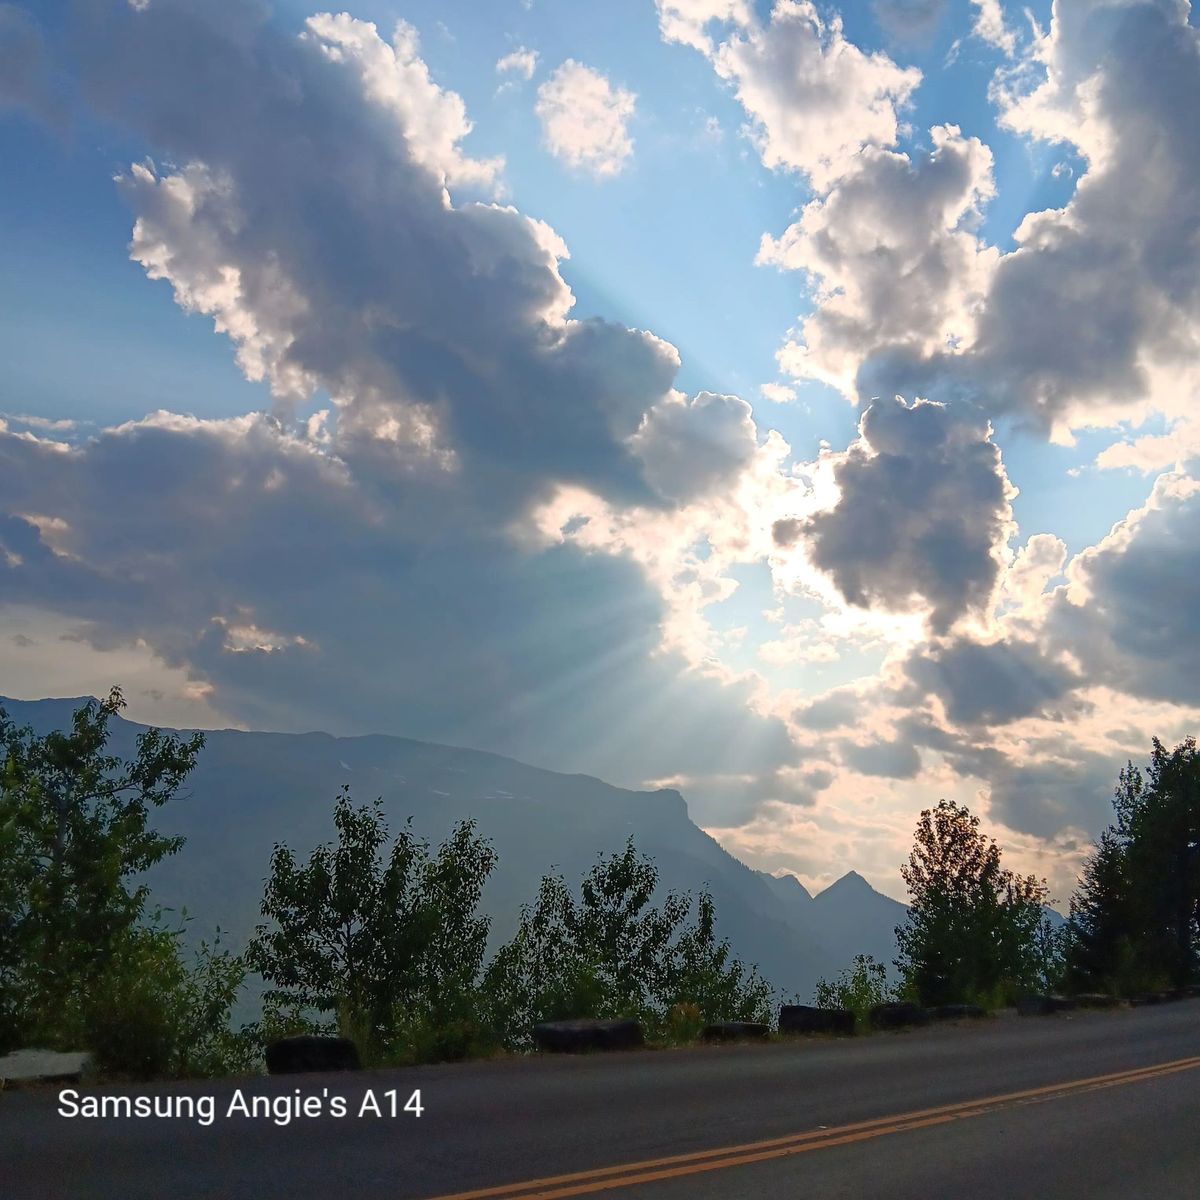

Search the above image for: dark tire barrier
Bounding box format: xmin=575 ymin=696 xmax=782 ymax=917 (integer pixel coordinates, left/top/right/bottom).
xmin=868 ymin=1003 xmax=931 ymax=1030
xmin=1166 ymin=986 xmax=1200 ymax=1001
xmin=778 ymin=1005 xmax=855 ymax=1036
xmin=928 ymin=1004 xmax=987 ymax=1021
xmin=1129 ymin=992 xmax=1169 ymax=1007
xmin=531 ymin=1019 xmax=645 ymax=1053
xmin=700 ymin=1021 xmax=770 ymax=1043
xmin=1072 ymin=993 xmax=1121 ymax=1009
xmin=1017 ymin=995 xmax=1077 ymax=1016
xmin=265 ymin=1035 xmax=362 ymax=1075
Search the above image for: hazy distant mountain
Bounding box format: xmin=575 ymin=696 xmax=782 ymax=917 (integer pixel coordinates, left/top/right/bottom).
xmin=760 ymin=869 xmax=907 ymax=974
xmin=761 ymin=870 xmax=815 ymax=909
xmin=810 ymin=870 xmax=909 ymax=971
xmin=1 ymin=696 xmax=879 ymax=1001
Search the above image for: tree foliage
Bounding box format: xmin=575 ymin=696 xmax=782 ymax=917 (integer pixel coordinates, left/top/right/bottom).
xmin=1067 ymin=738 xmax=1200 ymax=991
xmin=0 ymin=690 xmax=250 ymax=1075
xmin=482 ymin=838 xmax=772 ymax=1046
xmin=895 ymin=800 xmax=1051 ymax=1007
xmin=246 ymin=786 xmax=498 ymax=1062
xmin=0 ymin=690 xmax=206 ymax=1050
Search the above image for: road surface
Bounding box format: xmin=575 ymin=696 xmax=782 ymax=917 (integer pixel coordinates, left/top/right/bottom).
xmin=4 ymin=1000 xmax=1199 ymax=1199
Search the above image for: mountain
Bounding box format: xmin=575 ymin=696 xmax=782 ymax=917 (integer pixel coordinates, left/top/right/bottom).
xmin=810 ymin=870 xmax=909 ymax=971
xmin=1 ymin=696 xmax=864 ymax=1001
xmin=760 ymin=868 xmax=908 ymax=976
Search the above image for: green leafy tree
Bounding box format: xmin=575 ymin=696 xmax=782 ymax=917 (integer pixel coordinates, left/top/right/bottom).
xmin=895 ymin=800 xmax=1050 ymax=1007
xmin=482 ymin=871 xmax=606 ymax=1036
xmin=1067 ymin=738 xmax=1200 ymax=991
xmin=0 ymin=688 xmax=205 ymax=1051
xmin=814 ymin=954 xmax=897 ymax=1027
xmin=246 ymin=786 xmax=498 ymax=1062
xmin=662 ymin=889 xmax=773 ymax=1025
xmin=483 ymin=838 xmax=771 ymax=1046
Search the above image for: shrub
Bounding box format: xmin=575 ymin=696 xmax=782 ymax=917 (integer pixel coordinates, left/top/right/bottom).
xmin=662 ymin=1001 xmax=704 ymax=1046
xmin=83 ymin=921 xmax=256 ymax=1079
xmin=813 ymin=955 xmax=897 ymax=1029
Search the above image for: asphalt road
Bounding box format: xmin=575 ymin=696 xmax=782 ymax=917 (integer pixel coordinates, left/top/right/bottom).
xmin=4 ymin=1000 xmax=1199 ymax=1200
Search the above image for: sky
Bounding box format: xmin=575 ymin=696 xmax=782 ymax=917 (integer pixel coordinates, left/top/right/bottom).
xmin=2 ymin=0 xmax=1199 ymax=905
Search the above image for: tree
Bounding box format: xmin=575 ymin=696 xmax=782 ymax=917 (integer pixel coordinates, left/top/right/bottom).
xmin=0 ymin=688 xmax=205 ymax=1050
xmin=663 ymin=889 xmax=773 ymax=1026
xmin=895 ymin=800 xmax=1050 ymax=1007
xmin=1067 ymin=738 xmax=1200 ymax=990
xmin=1066 ymin=830 xmax=1132 ymax=991
xmin=245 ymin=786 xmax=498 ymax=1062
xmin=482 ymin=838 xmax=771 ymax=1046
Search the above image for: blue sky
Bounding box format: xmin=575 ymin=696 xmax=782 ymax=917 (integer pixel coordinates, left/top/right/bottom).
xmin=2 ymin=0 xmax=1199 ymax=898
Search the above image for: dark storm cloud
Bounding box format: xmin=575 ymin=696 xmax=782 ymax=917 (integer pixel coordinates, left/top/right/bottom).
xmin=801 ymin=397 xmax=1014 ymax=632
xmin=841 ymin=736 xmax=921 ymax=779
xmin=904 ymin=635 xmax=1082 ymax=726
xmin=794 ymin=689 xmax=859 ymax=731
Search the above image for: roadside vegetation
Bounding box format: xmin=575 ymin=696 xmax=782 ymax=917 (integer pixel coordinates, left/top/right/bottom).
xmin=2 ymin=692 xmax=1196 ymax=1079
xmin=0 ymin=691 xmax=769 ymax=1077
xmin=812 ymin=954 xmax=896 ymax=1030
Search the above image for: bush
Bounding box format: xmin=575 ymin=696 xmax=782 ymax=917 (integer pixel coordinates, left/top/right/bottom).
xmin=84 ymin=922 xmax=257 ymax=1080
xmin=813 ymin=955 xmax=897 ymax=1030
xmin=662 ymin=1001 xmax=704 ymax=1046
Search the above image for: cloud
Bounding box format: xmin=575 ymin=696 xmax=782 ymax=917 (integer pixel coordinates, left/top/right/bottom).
xmin=0 ymin=0 xmax=811 ymax=803
xmin=647 ymin=763 xmax=832 ymax=823
xmin=841 ymin=736 xmax=921 ymax=779
xmin=11 ymin=0 xmax=1200 ymax=902
xmin=903 ymin=634 xmax=1082 ymax=726
xmin=535 ymin=60 xmax=636 ymax=178
xmin=655 ymin=0 xmax=753 ymax=54
xmin=969 ymin=0 xmax=1017 ymax=57
xmin=302 ymin=13 xmax=503 ymax=193
xmin=759 ymin=383 xmax=796 ymax=403
xmin=0 ymin=409 xmax=800 ymax=789
xmin=629 ymin=391 xmax=759 ymax=503
xmin=760 ymin=125 xmax=998 ymax=398
xmin=82 ymin=6 xmax=684 ymax=511
xmin=794 ymin=689 xmax=860 ymax=731
xmin=857 ymin=0 xmax=1200 ymax=437
xmin=1049 ymin=470 xmax=1200 ymax=706
xmin=1093 ymin=421 xmax=1200 ymax=474
xmin=1001 ymin=533 xmax=1066 ymax=612
xmin=496 ymin=46 xmax=538 ymax=81
xmin=983 ymin=752 xmax=1122 ymax=841
xmin=788 ymin=397 xmax=1016 ymax=633
xmin=705 ymin=0 xmax=922 ymax=192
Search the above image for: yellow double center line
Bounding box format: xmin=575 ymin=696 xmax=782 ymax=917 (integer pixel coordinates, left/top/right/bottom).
xmin=425 ymin=1054 xmax=1200 ymax=1200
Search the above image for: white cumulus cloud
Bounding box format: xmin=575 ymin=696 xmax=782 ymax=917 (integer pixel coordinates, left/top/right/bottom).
xmin=535 ymin=60 xmax=636 ymax=178
xmin=496 ymin=46 xmax=538 ymax=81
